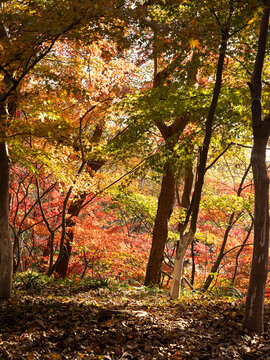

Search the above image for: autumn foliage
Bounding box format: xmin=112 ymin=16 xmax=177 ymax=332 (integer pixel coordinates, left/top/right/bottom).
xmin=2 ymin=1 xmax=270 ymax=322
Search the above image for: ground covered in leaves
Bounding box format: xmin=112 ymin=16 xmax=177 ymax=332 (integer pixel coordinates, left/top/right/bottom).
xmin=1 ymin=276 xmax=270 ymax=359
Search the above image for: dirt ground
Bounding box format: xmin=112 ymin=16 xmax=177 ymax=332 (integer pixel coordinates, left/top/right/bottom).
xmin=1 ymin=283 xmax=270 ymax=359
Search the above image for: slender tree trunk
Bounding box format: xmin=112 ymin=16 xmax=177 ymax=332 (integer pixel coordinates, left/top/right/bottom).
xmin=181 ymin=166 xmax=194 ymax=210
xmin=53 ymin=233 xmax=72 ymax=278
xmin=144 ymin=161 xmax=176 ymax=285
xmin=202 ymin=163 xmax=251 ymax=292
xmin=170 ymin=231 xmax=194 ymax=298
xmin=47 ymin=192 xmax=87 ymax=277
xmin=12 ymin=229 xmax=20 ymax=273
xmin=243 ymin=1 xmax=270 ymax=334
xmin=202 ymin=213 xmax=236 ymax=292
xmin=170 ymin=32 xmax=228 ymax=299
xmin=174 ymin=158 xmax=195 ymax=289
xmin=190 ymin=239 xmax=196 ymax=286
xmin=231 ymin=219 xmax=253 ymax=285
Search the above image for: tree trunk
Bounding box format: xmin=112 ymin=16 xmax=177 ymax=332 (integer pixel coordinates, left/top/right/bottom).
xmin=53 ymin=231 xmax=73 ymax=278
xmin=48 ymin=158 xmax=104 ymax=278
xmin=170 ymin=231 xmax=194 ymax=298
xmin=0 ymin=78 xmax=14 ymax=297
xmin=174 ymin=158 xmax=195 ymax=289
xmin=244 ymin=0 xmax=270 ymax=334
xmin=244 ymin=121 xmax=270 ymax=333
xmin=47 ymin=192 xmax=87 ymax=277
xmin=190 ymin=239 xmax=196 ymax=286
xmin=144 ymin=161 xmax=176 ymax=285
xmin=0 ymin=142 xmax=12 ymax=298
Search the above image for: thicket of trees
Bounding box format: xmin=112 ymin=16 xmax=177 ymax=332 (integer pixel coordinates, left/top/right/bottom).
xmin=1 ymin=0 xmax=270 ymax=334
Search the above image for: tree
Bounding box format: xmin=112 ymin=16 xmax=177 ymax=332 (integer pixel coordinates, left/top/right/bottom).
xmin=169 ymin=3 xmax=232 ymax=298
xmin=170 ymin=0 xmax=259 ymax=299
xmin=244 ymin=0 xmax=270 ymax=334
xmin=0 ymin=0 xmax=84 ymax=298
xmin=0 ymin=0 xmax=146 ymax=297
xmin=138 ymin=0 xmax=258 ymax=290
xmin=143 ymin=84 xmax=190 ymax=285
xmin=143 ymin=2 xmax=207 ymax=286
xmin=18 ymin=39 xmax=139 ymax=278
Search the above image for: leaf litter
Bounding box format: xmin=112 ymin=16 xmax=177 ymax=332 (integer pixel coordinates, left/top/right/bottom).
xmin=1 ymin=282 xmax=270 ymax=359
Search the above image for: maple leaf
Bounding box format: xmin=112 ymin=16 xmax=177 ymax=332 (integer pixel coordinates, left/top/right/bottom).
xmin=189 ymin=39 xmax=200 ymax=49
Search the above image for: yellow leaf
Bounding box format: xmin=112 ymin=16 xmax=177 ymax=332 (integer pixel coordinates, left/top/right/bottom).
xmin=50 ymin=354 xmax=61 ymax=360
xmin=190 ymin=39 xmax=200 ymax=49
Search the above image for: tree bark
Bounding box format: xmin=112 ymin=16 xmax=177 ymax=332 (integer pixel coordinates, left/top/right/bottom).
xmin=0 ymin=73 xmax=15 ymax=298
xmin=243 ymin=0 xmax=270 ymax=334
xmin=244 ymin=120 xmax=270 ymax=333
xmin=144 ymin=161 xmax=176 ymax=285
xmin=170 ymin=231 xmax=194 ymax=298
xmin=0 ymin=142 xmax=12 ymax=298
xmin=190 ymin=239 xmax=196 ymax=286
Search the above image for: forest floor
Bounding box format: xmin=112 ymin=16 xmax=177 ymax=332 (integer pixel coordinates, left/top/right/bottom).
xmin=1 ymin=278 xmax=270 ymax=359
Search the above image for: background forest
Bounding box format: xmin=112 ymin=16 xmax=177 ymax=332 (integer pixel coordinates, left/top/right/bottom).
xmin=1 ymin=0 xmax=270 ymax=346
